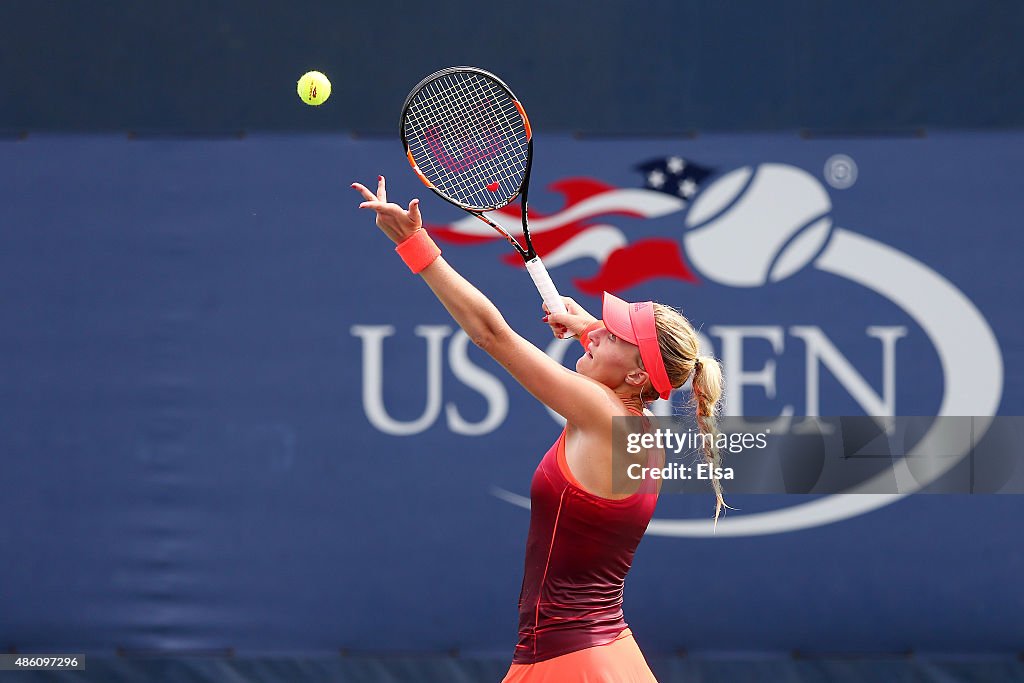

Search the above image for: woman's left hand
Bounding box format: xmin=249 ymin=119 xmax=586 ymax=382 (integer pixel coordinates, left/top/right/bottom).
xmin=351 ymin=175 xmax=423 ymax=245
xmin=543 ymin=296 xmax=597 ymax=337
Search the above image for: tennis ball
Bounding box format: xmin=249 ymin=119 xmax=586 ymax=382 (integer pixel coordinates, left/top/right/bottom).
xmin=297 ymin=70 xmax=331 ymax=106
xmin=682 ymin=164 xmax=833 ymax=287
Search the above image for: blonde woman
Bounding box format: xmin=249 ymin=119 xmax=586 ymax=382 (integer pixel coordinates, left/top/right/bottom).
xmin=352 ymin=177 xmax=725 ymax=683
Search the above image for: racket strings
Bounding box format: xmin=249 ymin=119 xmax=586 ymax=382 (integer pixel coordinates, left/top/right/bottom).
xmin=457 ymin=73 xmax=527 ymax=201
xmin=410 ymin=75 xmax=522 ymax=206
xmin=417 ymin=75 xmax=516 ymax=170
xmin=404 ymin=72 xmax=530 ymax=211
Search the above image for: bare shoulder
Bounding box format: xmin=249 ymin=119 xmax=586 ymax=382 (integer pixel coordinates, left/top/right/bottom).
xmin=562 ymin=390 xmax=659 ymax=499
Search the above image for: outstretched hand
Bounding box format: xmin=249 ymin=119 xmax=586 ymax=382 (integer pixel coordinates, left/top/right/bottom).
xmin=351 ymin=175 xmax=423 ymax=245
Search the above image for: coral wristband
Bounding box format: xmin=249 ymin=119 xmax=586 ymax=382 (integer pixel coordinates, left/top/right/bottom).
xmin=395 ymin=229 xmax=441 ymax=274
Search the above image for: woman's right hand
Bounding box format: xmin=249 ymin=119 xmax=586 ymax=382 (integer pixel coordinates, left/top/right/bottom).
xmin=351 ymin=175 xmax=423 ymax=245
xmin=543 ymin=297 xmax=598 ymax=339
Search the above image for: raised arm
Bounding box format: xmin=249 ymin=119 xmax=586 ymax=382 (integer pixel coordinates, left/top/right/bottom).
xmin=351 ymin=176 xmax=619 ymax=428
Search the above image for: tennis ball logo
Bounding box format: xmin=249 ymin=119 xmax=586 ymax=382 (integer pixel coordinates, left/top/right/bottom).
xmin=682 ymin=164 xmax=833 ymax=287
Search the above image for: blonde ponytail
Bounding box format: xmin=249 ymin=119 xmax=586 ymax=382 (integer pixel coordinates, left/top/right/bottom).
xmin=689 ymin=355 xmax=730 ymax=526
xmin=649 ymin=304 xmax=731 ymax=525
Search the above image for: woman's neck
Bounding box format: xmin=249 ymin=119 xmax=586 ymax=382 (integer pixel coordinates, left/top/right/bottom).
xmin=616 ymin=391 xmax=645 ymax=414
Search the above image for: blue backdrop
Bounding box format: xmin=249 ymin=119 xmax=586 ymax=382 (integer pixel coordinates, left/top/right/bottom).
xmin=0 ymin=132 xmax=1021 ymax=656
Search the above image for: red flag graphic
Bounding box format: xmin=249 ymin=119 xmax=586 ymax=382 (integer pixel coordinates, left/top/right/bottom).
xmin=573 ymin=238 xmax=699 ymax=295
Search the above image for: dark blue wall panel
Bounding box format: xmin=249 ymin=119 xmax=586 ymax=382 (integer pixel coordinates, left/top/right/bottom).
xmin=1 ymin=1 xmax=1022 ymax=133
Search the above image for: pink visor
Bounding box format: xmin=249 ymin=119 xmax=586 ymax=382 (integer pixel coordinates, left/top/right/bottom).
xmin=601 ymin=292 xmax=673 ymax=400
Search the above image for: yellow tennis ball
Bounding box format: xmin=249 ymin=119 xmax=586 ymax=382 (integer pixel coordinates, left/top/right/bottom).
xmin=297 ymin=70 xmax=331 ymax=106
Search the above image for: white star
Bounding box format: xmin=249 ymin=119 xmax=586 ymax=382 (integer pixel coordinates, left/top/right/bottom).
xmin=647 ymin=170 xmax=666 ymax=189
xmin=679 ymin=178 xmax=698 ymax=198
xmin=666 ymin=156 xmax=686 ymax=174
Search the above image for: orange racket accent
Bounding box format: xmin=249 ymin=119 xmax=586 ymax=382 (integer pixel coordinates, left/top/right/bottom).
xmin=406 ymin=150 xmax=435 ymax=188
xmin=513 ymin=99 xmax=532 ymax=140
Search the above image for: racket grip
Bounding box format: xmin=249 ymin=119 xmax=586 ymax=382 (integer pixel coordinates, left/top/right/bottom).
xmin=525 ymin=256 xmax=567 ymax=316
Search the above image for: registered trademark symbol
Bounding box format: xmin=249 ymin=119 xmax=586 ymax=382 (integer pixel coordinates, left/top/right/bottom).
xmin=824 ymin=154 xmax=858 ymax=189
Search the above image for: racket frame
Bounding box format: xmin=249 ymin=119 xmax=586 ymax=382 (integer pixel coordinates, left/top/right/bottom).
xmin=400 ymin=66 xmax=537 ymax=261
xmin=400 ymin=66 xmax=567 ymax=316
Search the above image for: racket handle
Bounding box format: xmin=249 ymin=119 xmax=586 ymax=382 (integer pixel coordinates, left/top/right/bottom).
xmin=525 ymin=256 xmax=567 ymax=316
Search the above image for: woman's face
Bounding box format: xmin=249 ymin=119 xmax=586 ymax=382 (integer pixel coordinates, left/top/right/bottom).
xmin=575 ymin=325 xmax=644 ymax=389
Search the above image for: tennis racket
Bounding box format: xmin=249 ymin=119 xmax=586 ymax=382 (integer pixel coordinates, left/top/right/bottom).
xmin=400 ymin=66 xmax=567 ymax=315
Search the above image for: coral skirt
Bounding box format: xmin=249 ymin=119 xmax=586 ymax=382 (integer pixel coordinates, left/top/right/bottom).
xmin=500 ymin=629 xmax=658 ymax=683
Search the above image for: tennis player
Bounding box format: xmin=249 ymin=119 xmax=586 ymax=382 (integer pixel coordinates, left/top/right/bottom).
xmin=352 ymin=176 xmax=726 ymax=683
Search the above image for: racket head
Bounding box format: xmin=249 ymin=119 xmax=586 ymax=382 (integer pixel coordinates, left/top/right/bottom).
xmin=400 ymin=66 xmax=533 ymax=212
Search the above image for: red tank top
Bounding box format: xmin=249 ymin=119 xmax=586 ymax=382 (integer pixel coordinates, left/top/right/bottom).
xmin=513 ymin=422 xmax=659 ymax=663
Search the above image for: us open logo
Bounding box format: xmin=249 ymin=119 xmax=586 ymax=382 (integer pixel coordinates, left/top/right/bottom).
xmin=353 ymin=156 xmax=1004 ymax=536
